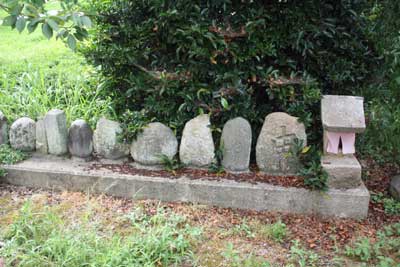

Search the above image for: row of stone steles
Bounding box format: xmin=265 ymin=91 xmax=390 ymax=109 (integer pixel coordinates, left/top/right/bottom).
xmin=0 ymin=109 xmax=308 ymax=174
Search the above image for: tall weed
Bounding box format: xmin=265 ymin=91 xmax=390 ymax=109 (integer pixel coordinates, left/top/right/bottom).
xmin=0 ymin=64 xmax=114 ymax=127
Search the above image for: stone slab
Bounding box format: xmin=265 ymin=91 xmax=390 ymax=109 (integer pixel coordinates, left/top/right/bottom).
xmin=321 ymin=95 xmax=366 ymax=133
xmin=44 ymin=109 xmax=68 ymax=155
xmin=36 ymin=118 xmax=48 ymax=154
xmin=321 ymin=154 xmax=362 ymax=189
xmin=0 ymin=154 xmax=370 ymax=219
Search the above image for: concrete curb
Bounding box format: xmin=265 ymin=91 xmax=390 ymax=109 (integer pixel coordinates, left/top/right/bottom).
xmin=0 ymin=155 xmax=370 ymax=219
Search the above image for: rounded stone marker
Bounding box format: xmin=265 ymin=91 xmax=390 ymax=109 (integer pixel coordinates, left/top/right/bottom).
xmin=44 ymin=109 xmax=68 ymax=156
xmin=68 ymin=119 xmax=93 ymax=158
xmin=179 ymin=114 xmax=215 ymax=167
xmin=131 ymin=122 xmax=178 ymax=165
xmin=221 ymin=117 xmax=252 ymax=172
xmin=9 ymin=117 xmax=36 ymax=151
xmin=256 ymin=112 xmax=307 ymax=175
xmin=93 ymin=118 xmax=130 ymax=159
xmin=0 ymin=111 xmax=8 ymax=145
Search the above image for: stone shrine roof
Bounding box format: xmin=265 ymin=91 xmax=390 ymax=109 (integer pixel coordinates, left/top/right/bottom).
xmin=321 ymin=95 xmax=366 ymax=133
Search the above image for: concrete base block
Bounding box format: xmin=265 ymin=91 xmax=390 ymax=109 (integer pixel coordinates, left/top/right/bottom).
xmin=1 ymin=155 xmax=370 ymax=219
xmin=322 ymin=154 xmax=362 ymax=189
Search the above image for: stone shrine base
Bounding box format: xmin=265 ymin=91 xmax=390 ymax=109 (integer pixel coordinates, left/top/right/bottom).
xmin=1 ymin=154 xmax=370 ymax=219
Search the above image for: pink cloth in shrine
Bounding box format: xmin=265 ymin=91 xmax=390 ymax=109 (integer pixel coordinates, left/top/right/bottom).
xmin=326 ymin=131 xmax=356 ymax=154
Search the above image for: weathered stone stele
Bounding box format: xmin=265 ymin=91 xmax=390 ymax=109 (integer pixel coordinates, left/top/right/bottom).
xmin=0 ymin=111 xmax=8 ymax=145
xmin=9 ymin=117 xmax=36 ymax=151
xmin=93 ymin=118 xmax=129 ymax=159
xmin=179 ymin=114 xmax=215 ymax=167
xmin=44 ymin=109 xmax=68 ymax=156
xmin=389 ymin=175 xmax=400 ymax=201
xmin=131 ymin=122 xmax=178 ymax=165
xmin=221 ymin=117 xmax=252 ymax=172
xmin=35 ymin=118 xmax=48 ymax=154
xmin=68 ymin=119 xmax=93 ymax=158
xmin=256 ymin=112 xmax=307 ymax=175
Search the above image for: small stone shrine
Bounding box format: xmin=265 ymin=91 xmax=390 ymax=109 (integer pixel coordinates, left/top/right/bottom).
xmin=321 ymin=95 xmax=366 ymax=189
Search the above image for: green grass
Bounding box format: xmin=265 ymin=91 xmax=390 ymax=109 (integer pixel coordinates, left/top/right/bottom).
xmin=0 ymin=202 xmax=201 ymax=267
xmin=0 ymin=7 xmax=114 ymax=126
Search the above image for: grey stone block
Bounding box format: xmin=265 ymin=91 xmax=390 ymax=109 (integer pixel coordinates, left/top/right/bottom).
xmin=9 ymin=117 xmax=36 ymax=151
xmin=389 ymin=175 xmax=400 ymax=201
xmin=93 ymin=118 xmax=129 ymax=159
xmin=44 ymin=109 xmax=68 ymax=156
xmin=0 ymin=154 xmax=370 ymax=219
xmin=256 ymin=112 xmax=307 ymax=175
xmin=179 ymin=114 xmax=215 ymax=167
xmin=221 ymin=117 xmax=252 ymax=172
xmin=0 ymin=111 xmax=8 ymax=145
xmin=321 ymin=95 xmax=366 ymax=133
xmin=322 ymin=154 xmax=362 ymax=189
xmin=131 ymin=122 xmax=178 ymax=165
xmin=36 ymin=118 xmax=48 ymax=154
xmin=68 ymin=119 xmax=93 ymax=158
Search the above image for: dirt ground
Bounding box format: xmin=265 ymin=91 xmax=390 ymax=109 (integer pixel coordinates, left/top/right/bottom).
xmin=0 ymin=159 xmax=399 ymax=266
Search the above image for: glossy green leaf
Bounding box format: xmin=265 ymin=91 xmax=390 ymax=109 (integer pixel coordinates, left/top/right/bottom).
xmin=81 ymin=16 xmax=92 ymax=28
xmin=221 ymin=98 xmax=229 ymax=110
xmin=42 ymin=23 xmax=53 ymax=39
xmin=2 ymin=15 xmax=17 ymax=27
xmin=47 ymin=19 xmax=59 ymax=31
xmin=15 ymin=17 xmax=26 ymax=32
xmin=67 ymin=34 xmax=77 ymax=50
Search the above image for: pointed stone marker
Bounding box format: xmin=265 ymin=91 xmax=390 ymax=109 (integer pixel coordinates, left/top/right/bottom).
xmin=256 ymin=112 xmax=307 ymax=175
xmin=44 ymin=109 xmax=68 ymax=156
xmin=131 ymin=122 xmax=178 ymax=165
xmin=179 ymin=114 xmax=215 ymax=167
xmin=93 ymin=118 xmax=129 ymax=159
xmin=68 ymin=119 xmax=93 ymax=158
xmin=9 ymin=117 xmax=36 ymax=151
xmin=36 ymin=118 xmax=48 ymax=154
xmin=0 ymin=111 xmax=8 ymax=145
xmin=221 ymin=117 xmax=252 ymax=172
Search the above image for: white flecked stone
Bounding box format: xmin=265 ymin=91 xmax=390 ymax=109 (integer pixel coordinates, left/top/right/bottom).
xmin=131 ymin=122 xmax=178 ymax=165
xmin=93 ymin=118 xmax=129 ymax=159
xmin=9 ymin=117 xmax=36 ymax=151
xmin=179 ymin=114 xmax=215 ymax=167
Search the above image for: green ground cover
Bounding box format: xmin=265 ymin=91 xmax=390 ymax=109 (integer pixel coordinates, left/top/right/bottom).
xmin=0 ymin=188 xmax=399 ymax=267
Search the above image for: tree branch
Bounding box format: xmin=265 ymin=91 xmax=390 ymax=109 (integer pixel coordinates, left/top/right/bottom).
xmin=0 ymin=3 xmax=11 ymax=12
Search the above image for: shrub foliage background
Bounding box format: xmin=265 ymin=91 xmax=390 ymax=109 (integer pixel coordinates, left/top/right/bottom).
xmin=83 ymin=0 xmax=399 ymax=164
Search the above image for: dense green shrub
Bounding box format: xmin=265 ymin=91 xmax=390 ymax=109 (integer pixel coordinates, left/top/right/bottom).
xmin=83 ymin=0 xmax=378 ymax=145
xmin=357 ymin=1 xmax=400 ymax=164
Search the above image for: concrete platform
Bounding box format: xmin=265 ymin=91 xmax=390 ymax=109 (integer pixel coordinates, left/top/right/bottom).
xmin=0 ymin=155 xmax=370 ymax=219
